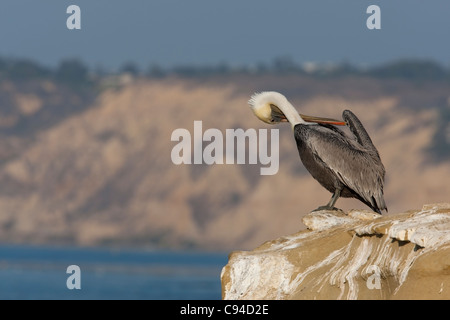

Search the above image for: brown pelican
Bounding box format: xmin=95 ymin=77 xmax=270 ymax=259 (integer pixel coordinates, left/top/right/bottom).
xmin=248 ymin=91 xmax=387 ymax=214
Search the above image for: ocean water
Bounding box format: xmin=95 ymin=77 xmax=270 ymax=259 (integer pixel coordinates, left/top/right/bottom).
xmin=0 ymin=245 xmax=228 ymax=300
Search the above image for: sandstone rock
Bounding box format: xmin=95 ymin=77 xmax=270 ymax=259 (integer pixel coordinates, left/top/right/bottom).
xmin=301 ymin=208 xmax=381 ymax=231
xmin=221 ymin=203 xmax=450 ymax=300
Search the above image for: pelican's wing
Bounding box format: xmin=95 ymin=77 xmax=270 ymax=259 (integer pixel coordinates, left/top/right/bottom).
xmin=307 ymin=126 xmax=386 ymax=211
xmin=342 ymin=110 xmax=379 ymax=153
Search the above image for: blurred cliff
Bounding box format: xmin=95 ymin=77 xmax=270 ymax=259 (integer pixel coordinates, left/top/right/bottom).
xmin=0 ymin=57 xmax=449 ymax=250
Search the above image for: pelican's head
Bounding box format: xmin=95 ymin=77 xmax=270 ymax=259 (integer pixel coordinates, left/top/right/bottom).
xmin=248 ymin=91 xmax=291 ymax=125
xmin=248 ymin=91 xmax=346 ymax=128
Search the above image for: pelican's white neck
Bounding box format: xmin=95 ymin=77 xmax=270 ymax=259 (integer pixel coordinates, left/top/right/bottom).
xmin=276 ymin=96 xmax=305 ymax=128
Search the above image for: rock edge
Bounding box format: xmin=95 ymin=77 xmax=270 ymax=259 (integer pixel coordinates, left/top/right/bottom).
xmin=221 ymin=203 xmax=450 ymax=300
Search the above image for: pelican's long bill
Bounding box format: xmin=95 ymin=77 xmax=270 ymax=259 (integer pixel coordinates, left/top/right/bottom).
xmin=271 ymin=106 xmax=346 ymax=126
xmin=299 ymin=114 xmax=347 ymax=126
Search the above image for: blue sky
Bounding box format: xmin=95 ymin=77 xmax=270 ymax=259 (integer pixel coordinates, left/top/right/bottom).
xmin=1 ymin=1 xmax=449 ymax=71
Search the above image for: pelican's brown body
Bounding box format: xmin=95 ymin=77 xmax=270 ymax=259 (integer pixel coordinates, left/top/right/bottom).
xmin=294 ymin=110 xmax=387 ymax=214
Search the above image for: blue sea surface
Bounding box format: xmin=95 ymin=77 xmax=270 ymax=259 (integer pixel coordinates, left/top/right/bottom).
xmin=0 ymin=245 xmax=228 ymax=300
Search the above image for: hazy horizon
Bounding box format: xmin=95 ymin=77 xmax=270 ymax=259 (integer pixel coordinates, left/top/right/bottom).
xmin=1 ymin=1 xmax=450 ymax=72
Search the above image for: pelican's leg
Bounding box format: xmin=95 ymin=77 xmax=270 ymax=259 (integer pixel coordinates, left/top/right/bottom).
xmin=313 ymin=188 xmax=341 ymax=212
xmin=327 ymin=188 xmax=341 ymax=208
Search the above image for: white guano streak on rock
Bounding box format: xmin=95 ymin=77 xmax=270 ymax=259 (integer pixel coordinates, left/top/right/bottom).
xmin=268 ymin=231 xmax=320 ymax=251
xmin=388 ymin=213 xmax=450 ymax=248
xmin=302 ymin=211 xmax=355 ymax=231
xmin=224 ymin=254 xmax=295 ymax=300
xmin=341 ymin=238 xmax=373 ymax=300
xmin=314 ymin=237 xmax=372 ymax=300
xmin=287 ymin=245 xmax=348 ymax=297
xmin=354 ymin=205 xmax=450 ymax=249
